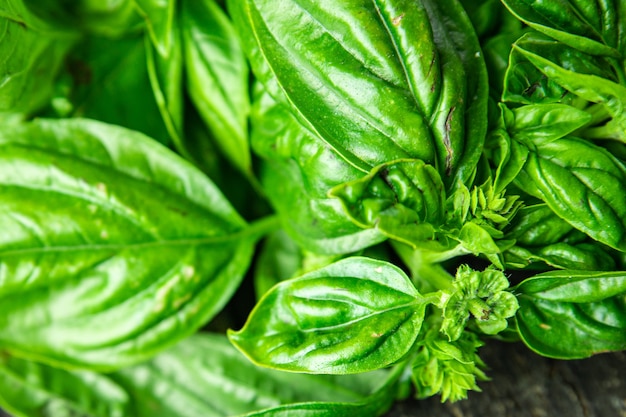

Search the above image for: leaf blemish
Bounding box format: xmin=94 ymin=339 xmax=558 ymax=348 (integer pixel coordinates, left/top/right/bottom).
xmin=392 ymin=13 xmax=405 ymax=26
xmin=182 ymin=265 xmax=195 ymax=280
xmin=444 ymin=106 xmax=456 ymax=175
xmin=539 ymin=323 xmax=552 ymax=330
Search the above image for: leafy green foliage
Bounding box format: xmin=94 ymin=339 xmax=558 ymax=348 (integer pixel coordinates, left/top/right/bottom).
xmin=229 ymin=257 xmax=428 ymax=374
xmin=0 ymin=119 xmax=263 ymax=369
xmin=516 ymin=271 xmax=626 ymax=358
xmin=1 ymin=0 xmax=626 ymax=415
xmin=0 ymin=333 xmax=391 ymax=417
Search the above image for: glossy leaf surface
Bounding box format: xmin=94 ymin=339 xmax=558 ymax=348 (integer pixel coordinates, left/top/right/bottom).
xmin=0 ymin=333 xmax=385 ymax=417
xmin=229 ymin=257 xmax=427 ymax=374
xmin=516 ymin=270 xmax=626 ymax=358
xmin=1 ymin=0 xmax=140 ymax=36
xmin=509 ymin=33 xmax=626 ymax=137
xmin=115 ymin=333 xmax=384 ymax=416
xmin=0 ymin=119 xmax=258 ymax=370
xmin=501 ymin=0 xmax=621 ymax=57
xmin=330 ymin=159 xmax=445 ymax=248
xmin=230 ymin=0 xmax=488 ymax=186
xmin=141 ymin=0 xmax=184 ymax=146
xmin=252 ymin=88 xmax=385 ymax=254
xmin=182 ymin=0 xmax=252 ymax=176
xmin=0 ymin=354 xmax=129 ymax=417
xmin=0 ymin=16 xmax=76 ymax=116
xmin=520 ymin=136 xmax=626 ymax=252
xmin=133 ymin=0 xmax=176 ymax=56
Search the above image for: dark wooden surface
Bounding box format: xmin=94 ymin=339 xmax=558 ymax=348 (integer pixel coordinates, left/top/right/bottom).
xmin=386 ymin=340 xmax=626 ymax=417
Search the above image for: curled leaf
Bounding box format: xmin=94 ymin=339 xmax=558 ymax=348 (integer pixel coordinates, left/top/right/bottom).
xmin=330 ymin=159 xmax=445 ymax=248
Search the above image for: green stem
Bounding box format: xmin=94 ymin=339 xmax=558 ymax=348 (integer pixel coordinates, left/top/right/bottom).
xmin=393 ymin=241 xmax=469 ymax=292
xmin=582 ymin=118 xmax=626 ymax=143
xmin=246 ymin=215 xmax=281 ymax=240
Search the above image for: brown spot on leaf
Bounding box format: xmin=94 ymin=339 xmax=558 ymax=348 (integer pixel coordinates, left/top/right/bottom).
xmin=392 ymin=13 xmax=405 ymax=26
xmin=444 ymin=106 xmax=456 ymax=176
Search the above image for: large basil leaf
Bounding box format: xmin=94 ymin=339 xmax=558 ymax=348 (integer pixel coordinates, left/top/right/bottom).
xmin=230 ymin=0 xmax=488 ymax=187
xmin=252 ymin=87 xmax=385 ymax=254
xmin=500 ymin=0 xmax=622 ymax=57
xmin=115 ymin=333 xmax=385 ymax=416
xmin=0 ymin=118 xmax=265 ymax=370
xmin=0 ymin=333 xmax=387 ymax=417
xmin=229 ymin=257 xmax=427 ymax=374
xmin=0 ymin=354 xmax=129 ymax=417
xmin=0 ymin=16 xmax=76 ymax=117
xmin=519 ymin=136 xmax=626 ymax=252
xmin=516 ymin=270 xmax=626 ymax=358
xmin=182 ymin=0 xmax=252 ymax=177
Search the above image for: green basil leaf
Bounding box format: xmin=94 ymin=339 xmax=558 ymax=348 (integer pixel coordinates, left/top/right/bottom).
xmin=0 ymin=0 xmax=64 ymax=31
xmin=230 ymin=0 xmax=488 ymax=187
xmin=504 ymin=204 xmax=581 ymax=247
xmin=182 ymin=0 xmax=252 ymax=176
xmin=511 ymin=33 xmax=626 ymax=136
xmin=505 ymin=242 xmax=617 ymax=271
xmin=500 ymin=0 xmax=621 ymax=57
xmin=0 ymin=354 xmax=129 ymax=417
xmin=0 ymin=333 xmax=386 ymax=417
xmin=502 ymin=42 xmax=569 ymax=104
xmin=135 ymin=0 xmax=184 ymax=149
xmin=144 ymin=14 xmax=184 ymax=148
xmin=520 ymin=136 xmax=626 ymax=252
xmin=329 ymin=159 xmax=445 ymax=249
xmin=237 ymin=389 xmax=395 ymax=417
xmin=457 ymin=222 xmax=503 ymax=268
xmin=229 ymin=257 xmax=427 ymax=374
xmin=0 ymin=118 xmax=263 ymax=370
xmin=485 ymin=112 xmax=529 ymax=193
xmin=1 ymin=0 xmax=141 ymax=36
xmin=516 ymin=270 xmax=626 ymax=358
xmin=115 ymin=333 xmax=385 ymax=416
xmin=252 ymin=87 xmax=385 ymax=255
xmin=517 ymin=270 xmax=626 ymax=302
xmin=506 ymin=104 xmax=592 ymax=145
xmin=0 ymin=17 xmax=76 ymax=117
xmin=133 ymin=0 xmax=176 ymax=56
xmin=482 ymin=29 xmax=528 ymax=99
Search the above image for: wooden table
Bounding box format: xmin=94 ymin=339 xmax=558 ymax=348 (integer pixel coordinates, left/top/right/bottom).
xmin=386 ymin=340 xmax=626 ymax=417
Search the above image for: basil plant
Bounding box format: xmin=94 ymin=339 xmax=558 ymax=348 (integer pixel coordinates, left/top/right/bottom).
xmin=1 ymin=0 xmax=625 ymax=415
